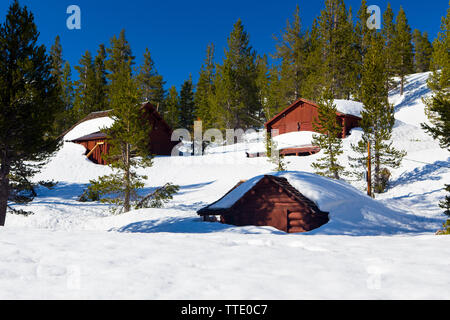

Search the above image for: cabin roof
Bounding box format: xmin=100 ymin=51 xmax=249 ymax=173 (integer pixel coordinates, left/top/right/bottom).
xmin=61 ymin=102 xmax=172 ymax=140
xmin=71 ymin=131 xmax=107 ymax=142
xmin=265 ymin=98 xmax=363 ymax=128
xmin=197 ymin=175 xmax=327 ymax=216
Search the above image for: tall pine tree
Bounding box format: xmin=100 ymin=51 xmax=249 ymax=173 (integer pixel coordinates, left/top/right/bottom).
xmin=412 ymin=30 xmax=432 ymax=73
xmin=211 ymin=19 xmax=261 ymax=129
xmin=319 ymin=0 xmax=358 ymax=99
xmin=92 ymin=44 xmax=109 ymax=112
xmin=382 ymin=3 xmax=399 ymax=90
xmin=138 ymin=48 xmax=166 ymax=110
xmin=0 ymin=0 xmax=61 ymax=225
xmin=393 ymin=6 xmax=414 ymax=95
xmin=90 ymin=30 xmax=152 ymax=214
xmin=273 ymin=5 xmax=308 ymax=106
xmin=350 ymin=34 xmax=406 ymax=195
xmin=311 ymin=88 xmax=345 ymax=180
xmin=195 ymin=43 xmax=216 ymax=129
xmin=73 ymin=51 xmax=98 ymax=119
xmin=50 ymin=35 xmax=72 ymax=134
xmin=179 ymin=75 xmax=195 ymax=130
xmin=164 ymin=86 xmax=180 ymax=129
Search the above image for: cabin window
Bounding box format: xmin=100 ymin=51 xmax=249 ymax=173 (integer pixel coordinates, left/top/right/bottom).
xmin=297 ymin=122 xmax=301 ymax=131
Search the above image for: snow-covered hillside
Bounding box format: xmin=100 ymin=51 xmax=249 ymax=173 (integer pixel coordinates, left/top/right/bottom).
xmin=1 ymin=72 xmax=449 ymax=299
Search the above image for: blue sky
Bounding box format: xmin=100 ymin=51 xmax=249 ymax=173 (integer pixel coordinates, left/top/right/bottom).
xmin=0 ymin=0 xmax=448 ymax=90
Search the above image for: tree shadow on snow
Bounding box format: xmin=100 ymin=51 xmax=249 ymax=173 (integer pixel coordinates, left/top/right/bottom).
xmin=390 ymin=74 xmax=431 ymax=113
xmin=388 ymin=158 xmax=449 ymax=189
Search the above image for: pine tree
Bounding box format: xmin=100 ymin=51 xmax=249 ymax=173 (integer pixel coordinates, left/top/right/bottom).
xmin=273 ymin=5 xmax=308 ymax=105
xmin=195 ymin=43 xmax=216 ymax=129
xmin=350 ymin=34 xmax=406 ymax=195
xmin=265 ymin=63 xmax=284 ymax=118
xmin=319 ymin=0 xmax=359 ymax=99
xmin=354 ymin=0 xmax=374 ymax=99
xmin=421 ymin=2 xmax=450 ymax=233
xmin=138 ymin=48 xmax=166 ymax=110
xmin=50 ymin=35 xmax=72 ymax=134
xmin=311 ymin=88 xmax=345 ymax=180
xmin=93 ymin=44 xmax=108 ymax=111
xmin=179 ymin=75 xmax=195 ymax=130
xmin=56 ymin=61 xmax=76 ymax=132
xmin=301 ymin=18 xmax=325 ymax=101
xmin=0 ymin=0 xmax=61 ymax=225
xmin=211 ymin=19 xmax=261 ymax=129
xmin=412 ymin=30 xmax=432 ymax=73
xmin=50 ymin=35 xmax=64 ymax=86
xmin=90 ymin=31 xmax=152 ymax=214
xmin=393 ymin=6 xmax=414 ymax=95
xmin=382 ymin=3 xmax=399 ymax=90
xmin=73 ymin=51 xmax=98 ymax=119
xmin=164 ymin=86 xmax=180 ymax=129
xmin=255 ymin=54 xmax=275 ymax=121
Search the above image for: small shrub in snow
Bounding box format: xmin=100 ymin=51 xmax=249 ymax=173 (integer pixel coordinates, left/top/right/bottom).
xmin=136 ymin=183 xmax=180 ymax=209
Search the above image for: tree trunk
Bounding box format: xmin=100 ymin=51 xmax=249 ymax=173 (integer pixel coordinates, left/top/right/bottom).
xmin=124 ymin=143 xmax=131 ymax=213
xmin=0 ymin=162 xmax=10 ymax=226
xmin=400 ymin=76 xmax=404 ymax=96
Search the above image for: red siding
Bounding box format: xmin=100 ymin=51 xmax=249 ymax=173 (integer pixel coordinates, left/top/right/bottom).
xmin=266 ymin=99 xmax=361 ymax=138
xmin=76 ymin=138 xmax=110 ymax=165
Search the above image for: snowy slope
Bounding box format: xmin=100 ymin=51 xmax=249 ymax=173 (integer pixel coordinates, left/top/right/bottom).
xmin=1 ymin=71 xmax=450 ymax=299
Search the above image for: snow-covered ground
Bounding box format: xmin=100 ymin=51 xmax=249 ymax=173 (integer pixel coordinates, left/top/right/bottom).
xmin=1 ymin=72 xmax=449 ymax=299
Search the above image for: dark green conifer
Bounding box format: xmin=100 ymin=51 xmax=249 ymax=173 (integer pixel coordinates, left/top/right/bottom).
xmin=0 ymin=0 xmax=61 ymax=225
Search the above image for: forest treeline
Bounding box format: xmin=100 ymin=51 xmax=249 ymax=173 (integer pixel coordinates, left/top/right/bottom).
xmin=52 ymin=0 xmax=436 ymax=134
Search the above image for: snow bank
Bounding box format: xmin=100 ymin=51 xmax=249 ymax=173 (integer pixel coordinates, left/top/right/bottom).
xmin=64 ymin=117 xmax=114 ymax=141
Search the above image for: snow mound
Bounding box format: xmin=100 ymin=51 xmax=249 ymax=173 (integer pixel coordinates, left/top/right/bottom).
xmin=210 ymin=171 xmax=438 ymax=236
xmin=64 ymin=117 xmax=114 ymax=141
xmin=334 ymin=99 xmax=365 ymax=117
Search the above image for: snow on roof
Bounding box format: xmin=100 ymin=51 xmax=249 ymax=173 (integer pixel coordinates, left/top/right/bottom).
xmin=273 ymin=131 xmax=317 ymax=149
xmin=334 ymin=99 xmax=365 ymax=117
xmin=208 ymin=171 xmax=427 ymax=235
xmin=245 ymin=131 xmax=319 ymax=154
xmin=64 ymin=117 xmax=114 ymax=141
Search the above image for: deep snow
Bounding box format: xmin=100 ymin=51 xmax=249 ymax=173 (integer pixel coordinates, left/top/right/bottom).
xmin=1 ymin=72 xmax=449 ymax=299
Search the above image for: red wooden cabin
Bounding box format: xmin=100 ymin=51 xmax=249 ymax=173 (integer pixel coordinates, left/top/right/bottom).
xmin=70 ymin=103 xmax=176 ymax=165
xmin=198 ymin=175 xmax=329 ymax=233
xmin=265 ymin=98 xmax=362 ymax=138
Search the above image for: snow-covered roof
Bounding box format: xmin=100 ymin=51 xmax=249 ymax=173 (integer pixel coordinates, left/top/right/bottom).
xmin=334 ymin=100 xmax=365 ymax=117
xmin=273 ymin=131 xmax=318 ymax=149
xmin=64 ymin=117 xmax=114 ymax=141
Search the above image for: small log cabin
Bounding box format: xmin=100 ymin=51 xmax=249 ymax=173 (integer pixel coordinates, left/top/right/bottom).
xmin=197 ymin=175 xmax=329 ymax=233
xmin=265 ymin=98 xmax=362 ymax=138
xmin=69 ymin=103 xmax=177 ymax=165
